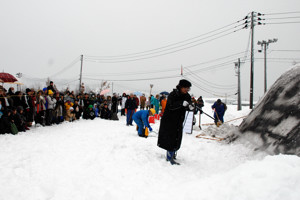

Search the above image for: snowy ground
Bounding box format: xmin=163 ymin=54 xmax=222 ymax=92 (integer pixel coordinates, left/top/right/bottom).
xmin=0 ymin=105 xmax=299 ymax=200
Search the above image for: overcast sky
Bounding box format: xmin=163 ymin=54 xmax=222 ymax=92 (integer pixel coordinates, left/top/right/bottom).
xmin=1 ymin=0 xmax=300 ymax=100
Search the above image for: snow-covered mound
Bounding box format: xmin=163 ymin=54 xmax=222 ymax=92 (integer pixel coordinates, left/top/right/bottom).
xmin=239 ymin=65 xmax=300 ymax=156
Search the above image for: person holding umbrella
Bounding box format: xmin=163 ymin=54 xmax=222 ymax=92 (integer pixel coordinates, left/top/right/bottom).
xmin=157 ymin=79 xmax=193 ymax=165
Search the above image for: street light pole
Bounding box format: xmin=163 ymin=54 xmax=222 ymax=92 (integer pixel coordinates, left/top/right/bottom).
xmin=257 ymin=38 xmax=278 ymax=93
xmin=150 ymin=84 xmax=154 ymax=96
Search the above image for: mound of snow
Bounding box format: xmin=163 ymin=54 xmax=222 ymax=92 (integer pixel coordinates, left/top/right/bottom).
xmin=239 ymin=65 xmax=300 ymax=155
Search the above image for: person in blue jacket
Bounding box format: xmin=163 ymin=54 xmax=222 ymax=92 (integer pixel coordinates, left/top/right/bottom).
xmin=132 ymin=108 xmax=156 ymax=137
xmin=211 ymin=99 xmax=227 ymax=125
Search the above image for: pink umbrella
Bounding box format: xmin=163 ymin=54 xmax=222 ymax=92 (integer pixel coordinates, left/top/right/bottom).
xmin=100 ymin=89 xmax=110 ymax=95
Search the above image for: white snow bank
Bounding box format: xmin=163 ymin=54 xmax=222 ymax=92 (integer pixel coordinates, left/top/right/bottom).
xmin=0 ymin=104 xmax=299 ymax=200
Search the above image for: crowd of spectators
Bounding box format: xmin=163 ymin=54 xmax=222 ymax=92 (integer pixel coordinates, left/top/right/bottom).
xmin=0 ymin=81 xmax=169 ymax=135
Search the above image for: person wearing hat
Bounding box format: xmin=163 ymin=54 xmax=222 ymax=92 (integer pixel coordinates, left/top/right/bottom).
xmin=157 ymin=79 xmax=193 ymax=165
xmin=196 ymin=96 xmax=204 ymax=114
xmin=45 ymin=89 xmax=57 ymax=125
xmin=132 ymin=108 xmax=155 ymax=138
xmin=47 ymin=81 xmax=56 ymax=95
xmin=83 ymin=104 xmax=96 ymax=120
xmin=211 ymin=99 xmax=227 ymax=126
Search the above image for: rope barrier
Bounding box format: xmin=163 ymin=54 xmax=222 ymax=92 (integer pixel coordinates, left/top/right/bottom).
xmin=201 ymin=115 xmax=247 ymax=126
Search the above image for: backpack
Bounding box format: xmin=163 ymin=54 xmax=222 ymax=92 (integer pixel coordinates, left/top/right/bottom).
xmin=11 ymin=123 xmax=18 ymax=135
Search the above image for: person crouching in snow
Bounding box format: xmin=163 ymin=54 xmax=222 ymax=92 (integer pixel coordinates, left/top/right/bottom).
xmin=132 ymin=108 xmax=155 ymax=138
xmin=157 ymin=79 xmax=193 ymax=165
xmin=83 ymin=105 xmax=96 ymax=120
xmin=100 ymin=104 xmax=112 ymax=119
xmin=65 ymin=107 xmax=76 ymax=122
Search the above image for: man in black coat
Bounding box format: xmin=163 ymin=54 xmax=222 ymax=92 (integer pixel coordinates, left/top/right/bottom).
xmin=157 ymin=79 xmax=193 ymax=165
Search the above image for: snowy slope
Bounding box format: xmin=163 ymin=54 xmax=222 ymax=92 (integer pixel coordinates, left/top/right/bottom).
xmin=0 ymin=106 xmax=299 ymax=200
xmin=239 ymin=65 xmax=300 ymax=155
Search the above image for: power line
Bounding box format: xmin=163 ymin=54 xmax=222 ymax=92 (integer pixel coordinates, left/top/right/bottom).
xmin=271 ymin=50 xmax=300 ymax=52
xmin=265 ymin=21 xmax=300 ymax=25
xmin=255 ymin=57 xmax=300 ymax=60
xmin=84 ymin=18 xmax=246 ymax=59
xmin=184 ymin=67 xmax=236 ymax=89
xmin=83 ymin=28 xmax=245 ymax=63
xmin=184 ymin=51 xmax=248 ymax=69
xmin=85 ymin=24 xmax=245 ymax=61
xmin=265 ymin=16 xmax=300 ymax=20
xmin=49 ymin=56 xmax=81 ymax=78
xmin=82 ymin=67 xmax=179 ymax=77
xmin=183 ymin=75 xmax=236 ymax=97
xmin=264 ymin=11 xmax=300 ymax=15
xmin=82 ymin=74 xmax=181 ymax=82
xmin=185 ymin=60 xmax=237 ymax=74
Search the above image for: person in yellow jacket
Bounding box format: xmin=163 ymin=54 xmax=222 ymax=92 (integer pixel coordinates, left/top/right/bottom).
xmin=64 ymin=100 xmax=74 ymax=111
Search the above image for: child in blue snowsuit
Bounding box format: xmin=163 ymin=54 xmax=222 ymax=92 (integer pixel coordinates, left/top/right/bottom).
xmin=132 ymin=109 xmax=155 ymax=137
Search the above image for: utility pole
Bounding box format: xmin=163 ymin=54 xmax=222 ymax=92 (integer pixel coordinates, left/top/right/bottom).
xmin=150 ymin=84 xmax=154 ymax=96
xmin=79 ymin=55 xmax=83 ymax=93
xmin=250 ymin=11 xmax=255 ymax=109
xmin=181 ymin=65 xmax=183 ymax=77
xmin=258 ymin=38 xmax=278 ymax=93
xmin=235 ymin=58 xmax=242 ymax=111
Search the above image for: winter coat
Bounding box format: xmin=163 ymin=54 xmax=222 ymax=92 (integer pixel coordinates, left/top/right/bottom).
xmin=100 ymin=107 xmax=111 ymax=119
xmin=12 ymin=96 xmax=27 ymax=109
xmin=24 ymin=94 xmax=35 ymax=122
xmin=140 ymin=96 xmax=146 ymax=107
xmin=134 ymin=97 xmax=140 ymax=106
xmin=47 ymin=85 xmax=56 ymax=94
xmin=46 ymin=96 xmax=57 ymax=110
xmin=65 ymin=110 xmax=75 ymax=122
xmin=83 ymin=108 xmax=96 ymax=120
xmin=132 ymin=110 xmax=151 ymax=128
xmin=36 ymin=95 xmax=46 ymax=113
xmin=83 ymin=98 xmax=93 ymax=109
xmin=121 ymin=97 xmax=127 ymax=109
xmin=161 ymin=99 xmax=167 ymax=114
xmin=0 ymin=111 xmax=13 ymax=134
xmin=157 ymin=88 xmax=191 ymax=151
xmin=73 ymin=104 xmax=82 ymax=119
xmin=152 ymin=98 xmax=160 ymax=114
xmin=111 ymin=96 xmax=118 ymax=113
xmin=125 ymin=97 xmax=137 ymax=110
xmin=64 ymin=102 xmax=74 ymax=111
xmin=197 ymin=98 xmax=204 ymax=108
xmin=13 ymin=112 xmax=26 ymax=132
xmin=211 ymin=102 xmax=226 ymax=119
xmin=150 ymin=96 xmax=155 ymax=106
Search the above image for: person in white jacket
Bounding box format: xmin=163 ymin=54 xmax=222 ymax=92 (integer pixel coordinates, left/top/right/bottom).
xmin=121 ymin=93 xmax=127 ymax=116
xmin=45 ymin=90 xmax=57 ymax=125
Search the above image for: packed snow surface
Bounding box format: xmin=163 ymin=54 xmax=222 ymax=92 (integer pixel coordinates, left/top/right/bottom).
xmin=0 ymin=105 xmax=299 ymax=200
